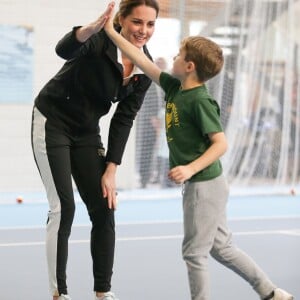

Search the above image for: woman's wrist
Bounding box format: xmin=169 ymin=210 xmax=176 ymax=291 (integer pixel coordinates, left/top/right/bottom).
xmin=75 ymin=26 xmax=94 ymax=43
xmin=106 ymin=162 xmax=118 ymax=174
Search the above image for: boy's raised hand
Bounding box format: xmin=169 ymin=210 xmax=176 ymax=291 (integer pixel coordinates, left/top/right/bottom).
xmin=104 ymin=2 xmax=116 ymax=34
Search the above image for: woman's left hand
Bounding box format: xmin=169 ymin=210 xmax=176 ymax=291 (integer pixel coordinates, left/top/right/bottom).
xmin=101 ymin=162 xmax=118 ymax=210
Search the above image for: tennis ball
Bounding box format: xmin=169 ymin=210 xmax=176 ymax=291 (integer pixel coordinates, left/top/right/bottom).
xmin=16 ymin=196 xmax=23 ymax=204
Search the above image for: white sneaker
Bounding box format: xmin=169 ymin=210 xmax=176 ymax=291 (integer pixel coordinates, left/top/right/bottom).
xmin=58 ymin=295 xmax=71 ymax=300
xmin=95 ymin=291 xmax=119 ymax=300
xmin=272 ymin=288 xmax=293 ymax=300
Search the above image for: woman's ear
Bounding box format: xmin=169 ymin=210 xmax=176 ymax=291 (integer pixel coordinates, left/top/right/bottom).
xmin=119 ymin=15 xmax=123 ymax=28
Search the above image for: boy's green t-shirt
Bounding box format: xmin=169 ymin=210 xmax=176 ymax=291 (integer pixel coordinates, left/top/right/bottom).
xmin=159 ymin=72 xmax=223 ymax=182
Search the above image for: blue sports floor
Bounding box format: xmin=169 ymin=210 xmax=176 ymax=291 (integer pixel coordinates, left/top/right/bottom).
xmin=1 ymin=188 xmax=300 ymax=227
xmin=0 ymin=188 xmax=299 ymax=299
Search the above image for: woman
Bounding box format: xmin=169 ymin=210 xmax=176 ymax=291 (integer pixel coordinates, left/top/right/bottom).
xmin=31 ymin=1 xmax=159 ymax=299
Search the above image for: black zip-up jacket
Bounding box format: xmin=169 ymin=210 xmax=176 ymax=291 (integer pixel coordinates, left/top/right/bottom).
xmin=35 ymin=27 xmax=152 ymax=165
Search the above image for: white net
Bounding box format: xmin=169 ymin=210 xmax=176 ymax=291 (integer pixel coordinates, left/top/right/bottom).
xmin=136 ymin=0 xmax=300 ymax=194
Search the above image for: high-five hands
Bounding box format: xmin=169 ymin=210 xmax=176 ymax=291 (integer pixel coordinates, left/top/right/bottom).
xmin=89 ymin=2 xmax=115 ymax=35
xmin=76 ymin=1 xmax=115 ymax=42
xmin=103 ymin=1 xmax=116 ymax=34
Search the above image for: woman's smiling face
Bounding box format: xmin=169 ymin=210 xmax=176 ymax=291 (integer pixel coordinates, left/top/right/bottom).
xmin=119 ymin=4 xmax=157 ymax=48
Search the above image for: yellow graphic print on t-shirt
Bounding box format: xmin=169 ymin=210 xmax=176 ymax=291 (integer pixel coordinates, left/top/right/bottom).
xmin=166 ymin=102 xmax=180 ymax=143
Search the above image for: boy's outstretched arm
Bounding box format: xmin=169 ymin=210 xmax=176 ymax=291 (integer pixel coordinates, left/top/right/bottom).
xmin=104 ymin=3 xmax=162 ymax=85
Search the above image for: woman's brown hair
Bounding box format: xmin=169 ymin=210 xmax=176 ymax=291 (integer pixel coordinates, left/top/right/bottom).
xmin=113 ymin=0 xmax=159 ymax=30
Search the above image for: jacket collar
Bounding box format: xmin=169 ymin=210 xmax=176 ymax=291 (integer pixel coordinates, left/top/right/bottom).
xmin=105 ymin=39 xmax=123 ymax=75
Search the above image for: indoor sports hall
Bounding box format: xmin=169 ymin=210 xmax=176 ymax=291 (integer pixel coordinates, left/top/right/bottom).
xmin=0 ymin=0 xmax=299 ymax=299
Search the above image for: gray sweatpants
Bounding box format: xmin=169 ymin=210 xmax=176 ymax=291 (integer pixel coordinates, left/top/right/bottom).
xmin=182 ymin=175 xmax=276 ymax=300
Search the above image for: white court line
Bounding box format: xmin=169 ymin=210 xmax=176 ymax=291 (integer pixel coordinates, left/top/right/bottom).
xmin=0 ymin=220 xmax=181 ymax=231
xmin=1 ymin=229 xmax=300 ymax=247
xmin=1 ymin=215 xmax=300 ymax=231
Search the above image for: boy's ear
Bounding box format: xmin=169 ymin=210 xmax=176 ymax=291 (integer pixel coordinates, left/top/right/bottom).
xmin=186 ymin=61 xmax=196 ymax=72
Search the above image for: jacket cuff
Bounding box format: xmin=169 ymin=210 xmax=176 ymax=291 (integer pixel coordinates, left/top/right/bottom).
xmin=105 ymin=154 xmax=121 ymax=165
xmin=71 ymin=26 xmax=85 ymax=45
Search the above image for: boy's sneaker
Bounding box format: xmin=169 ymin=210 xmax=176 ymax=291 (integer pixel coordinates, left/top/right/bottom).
xmin=272 ymin=288 xmax=293 ymax=300
xmin=95 ymin=291 xmax=119 ymax=300
xmin=58 ymin=295 xmax=71 ymax=300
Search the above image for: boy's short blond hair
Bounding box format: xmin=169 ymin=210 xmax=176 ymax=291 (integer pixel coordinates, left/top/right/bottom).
xmin=181 ymin=36 xmax=224 ymax=82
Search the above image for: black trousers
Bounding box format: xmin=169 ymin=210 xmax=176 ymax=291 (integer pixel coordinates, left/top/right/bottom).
xmin=31 ymin=107 xmax=115 ymax=296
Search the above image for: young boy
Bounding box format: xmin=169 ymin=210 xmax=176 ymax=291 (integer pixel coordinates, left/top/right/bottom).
xmin=104 ymin=3 xmax=294 ymax=300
